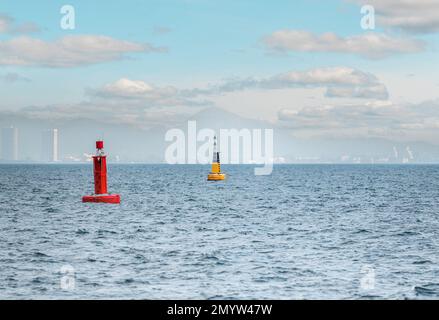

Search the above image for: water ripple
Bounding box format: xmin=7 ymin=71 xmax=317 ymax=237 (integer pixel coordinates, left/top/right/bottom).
xmin=1 ymin=164 xmax=439 ymax=299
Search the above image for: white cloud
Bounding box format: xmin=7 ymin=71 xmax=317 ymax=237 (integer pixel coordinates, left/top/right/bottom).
xmin=101 ymin=78 xmax=152 ymax=95
xmin=325 ymin=84 xmax=388 ymax=100
xmin=0 ymin=35 xmax=166 ymax=67
xmin=353 ymin=0 xmax=439 ymax=33
xmin=0 ymin=13 xmax=40 ymax=34
xmin=1 ymin=77 xmax=213 ymax=128
xmin=9 ymin=102 xmax=191 ymax=129
xmin=1 ymin=67 xmax=389 ymax=129
xmin=263 ymin=30 xmax=425 ymax=59
xmin=277 ymin=99 xmax=439 ymax=140
xmin=90 ymin=78 xmax=211 ymax=107
xmin=198 ymin=67 xmax=389 ymax=100
xmin=267 ymin=67 xmax=379 ymax=87
xmin=279 ymin=101 xmax=394 ymax=128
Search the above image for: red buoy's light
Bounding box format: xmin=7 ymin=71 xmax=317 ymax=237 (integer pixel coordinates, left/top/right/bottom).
xmin=96 ymin=140 xmax=104 ymax=150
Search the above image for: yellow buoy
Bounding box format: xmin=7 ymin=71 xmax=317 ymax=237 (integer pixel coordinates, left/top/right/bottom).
xmin=207 ymin=136 xmax=226 ymax=181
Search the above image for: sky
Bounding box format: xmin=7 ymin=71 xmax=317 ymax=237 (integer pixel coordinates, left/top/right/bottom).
xmin=1 ymin=0 xmax=439 ymax=161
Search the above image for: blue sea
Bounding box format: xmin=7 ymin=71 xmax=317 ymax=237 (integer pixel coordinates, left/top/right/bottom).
xmin=1 ymin=164 xmax=439 ymax=299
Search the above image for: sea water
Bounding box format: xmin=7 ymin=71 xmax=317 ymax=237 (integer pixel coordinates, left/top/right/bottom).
xmin=1 ymin=164 xmax=439 ymax=299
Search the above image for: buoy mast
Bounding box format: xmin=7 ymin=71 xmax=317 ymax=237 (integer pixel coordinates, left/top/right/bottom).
xmin=207 ymin=136 xmax=226 ymax=181
xmin=93 ymin=140 xmax=108 ymax=195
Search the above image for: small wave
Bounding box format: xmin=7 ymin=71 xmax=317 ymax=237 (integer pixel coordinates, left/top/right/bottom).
xmin=135 ymin=254 xmax=147 ymax=261
xmin=97 ymin=229 xmax=118 ymax=237
xmin=414 ymin=284 xmax=439 ymax=296
xmin=340 ymin=240 xmax=355 ymax=245
xmin=413 ymin=260 xmax=432 ymax=265
xmin=395 ymin=231 xmax=419 ymax=237
xmin=116 ymin=278 xmax=135 ymax=285
xmin=358 ymin=294 xmax=382 ymax=299
xmin=352 ymin=229 xmax=370 ymax=234
xmin=207 ymin=295 xmax=227 ymax=300
xmin=163 ymin=250 xmax=179 ymax=257
xmin=202 ymin=254 xmax=219 ymax=261
xmin=33 ymin=251 xmax=49 ymax=257
xmin=31 ymin=277 xmax=45 ymax=284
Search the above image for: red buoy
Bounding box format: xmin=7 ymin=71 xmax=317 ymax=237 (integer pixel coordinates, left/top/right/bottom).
xmin=82 ymin=141 xmax=120 ymax=204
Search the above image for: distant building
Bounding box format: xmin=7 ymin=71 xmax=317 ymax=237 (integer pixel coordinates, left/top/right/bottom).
xmin=1 ymin=127 xmax=18 ymax=161
xmin=41 ymin=129 xmax=59 ymax=162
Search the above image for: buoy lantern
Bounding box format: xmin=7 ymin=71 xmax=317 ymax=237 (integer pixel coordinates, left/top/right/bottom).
xmin=207 ymin=136 xmax=226 ymax=181
xmin=82 ymin=140 xmax=121 ymax=204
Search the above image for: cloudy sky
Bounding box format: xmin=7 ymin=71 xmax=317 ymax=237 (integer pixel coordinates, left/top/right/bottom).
xmin=1 ymin=0 xmax=439 ymax=153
